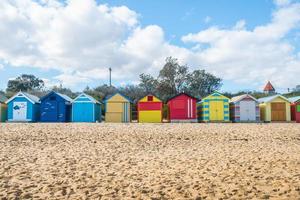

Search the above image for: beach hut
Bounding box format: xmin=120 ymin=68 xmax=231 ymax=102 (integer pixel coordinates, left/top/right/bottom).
xmin=230 ymin=94 xmax=260 ymax=122
xmin=198 ymin=92 xmax=230 ymax=122
xmin=0 ymin=94 xmax=8 ymax=122
xmin=138 ymin=94 xmax=163 ymax=123
xmin=72 ymin=93 xmax=102 ymax=122
xmin=105 ymin=93 xmax=131 ymax=123
xmin=288 ymin=96 xmax=300 ymax=123
xmin=167 ymin=93 xmax=198 ymax=122
xmin=6 ymin=91 xmax=40 ymax=122
xmin=258 ymin=95 xmax=291 ymax=122
xmin=40 ymin=91 xmax=72 ymax=122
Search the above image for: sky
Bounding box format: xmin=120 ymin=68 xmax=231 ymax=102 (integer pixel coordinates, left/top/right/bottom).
xmin=0 ymin=0 xmax=300 ymax=93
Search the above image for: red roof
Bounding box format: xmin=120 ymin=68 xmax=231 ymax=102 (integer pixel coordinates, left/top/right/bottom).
xmin=263 ymin=81 xmax=275 ymax=92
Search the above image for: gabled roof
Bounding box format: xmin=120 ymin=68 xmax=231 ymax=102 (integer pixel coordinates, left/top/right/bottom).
xmin=73 ymin=93 xmax=101 ymax=104
xmin=104 ymin=92 xmax=132 ymax=103
xmin=202 ymin=91 xmax=229 ymax=101
xmin=0 ymin=94 xmax=7 ymax=103
xmin=41 ymin=91 xmax=73 ymax=102
xmin=6 ymin=91 xmax=40 ymax=104
xmin=138 ymin=94 xmax=162 ymax=103
xmin=56 ymin=93 xmax=73 ymax=102
xmin=258 ymin=94 xmax=290 ymax=103
xmin=288 ymin=96 xmax=300 ymax=103
xmin=166 ymin=92 xmax=198 ymax=103
xmin=230 ymin=94 xmax=258 ymax=103
xmin=263 ymin=81 xmax=275 ymax=92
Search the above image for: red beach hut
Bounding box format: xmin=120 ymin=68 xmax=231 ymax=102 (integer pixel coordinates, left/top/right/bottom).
xmin=167 ymin=93 xmax=198 ymax=122
xmin=289 ymin=96 xmax=300 ymax=123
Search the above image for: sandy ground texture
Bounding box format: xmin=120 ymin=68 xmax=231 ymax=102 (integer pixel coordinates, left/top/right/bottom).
xmin=0 ymin=123 xmax=300 ymax=200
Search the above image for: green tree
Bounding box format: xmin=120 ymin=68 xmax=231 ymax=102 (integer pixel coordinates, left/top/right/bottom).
xmin=119 ymin=85 xmax=145 ymax=103
xmin=6 ymin=74 xmax=45 ymax=93
xmin=157 ymin=57 xmax=189 ymax=100
xmin=52 ymin=84 xmax=78 ymax=99
xmin=90 ymin=84 xmax=118 ymax=101
xmin=186 ymin=69 xmax=222 ymax=98
xmin=139 ymin=73 xmax=158 ymax=94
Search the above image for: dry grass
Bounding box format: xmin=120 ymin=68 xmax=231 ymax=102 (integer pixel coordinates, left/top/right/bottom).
xmin=0 ymin=123 xmax=300 ymax=199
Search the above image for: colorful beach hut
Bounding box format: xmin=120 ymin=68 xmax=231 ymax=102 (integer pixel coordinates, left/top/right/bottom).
xmin=72 ymin=93 xmax=102 ymax=122
xmin=288 ymin=96 xmax=300 ymax=123
xmin=258 ymin=95 xmax=291 ymax=122
xmin=138 ymin=94 xmax=163 ymax=123
xmin=105 ymin=93 xmax=131 ymax=123
xmin=230 ymin=94 xmax=260 ymax=122
xmin=40 ymin=91 xmax=72 ymax=122
xmin=198 ymin=92 xmax=230 ymax=122
xmin=0 ymin=94 xmax=8 ymax=122
xmin=167 ymin=93 xmax=198 ymax=122
xmin=6 ymin=91 xmax=40 ymax=122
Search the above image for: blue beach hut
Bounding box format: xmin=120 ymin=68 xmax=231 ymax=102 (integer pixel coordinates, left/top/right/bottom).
xmin=40 ymin=91 xmax=72 ymax=122
xmin=72 ymin=93 xmax=102 ymax=122
xmin=6 ymin=91 xmax=40 ymax=122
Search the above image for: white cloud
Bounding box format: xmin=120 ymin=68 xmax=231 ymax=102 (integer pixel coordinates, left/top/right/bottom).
xmin=204 ymin=16 xmax=212 ymax=24
xmin=0 ymin=0 xmax=300 ymax=91
xmin=182 ymin=1 xmax=300 ymax=90
xmin=274 ymin=0 xmax=291 ymax=7
xmin=234 ymin=20 xmax=246 ymax=30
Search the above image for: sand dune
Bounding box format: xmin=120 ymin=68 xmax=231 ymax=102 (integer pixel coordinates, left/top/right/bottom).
xmin=0 ymin=123 xmax=300 ymax=199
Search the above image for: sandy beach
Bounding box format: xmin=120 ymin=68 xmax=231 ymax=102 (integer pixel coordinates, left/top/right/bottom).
xmin=0 ymin=123 xmax=300 ymax=199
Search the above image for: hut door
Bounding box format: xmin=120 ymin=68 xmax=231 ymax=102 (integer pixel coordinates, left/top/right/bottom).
xmin=271 ymin=103 xmax=286 ymax=121
xmin=210 ymin=101 xmax=223 ymax=121
xmin=13 ymin=102 xmax=27 ymax=120
xmin=240 ymin=101 xmax=256 ymax=121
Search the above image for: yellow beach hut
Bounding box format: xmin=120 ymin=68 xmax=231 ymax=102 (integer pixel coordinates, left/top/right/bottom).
xmin=105 ymin=92 xmax=131 ymax=123
xmin=198 ymin=92 xmax=230 ymax=122
xmin=258 ymin=95 xmax=291 ymax=122
xmin=137 ymin=94 xmax=163 ymax=123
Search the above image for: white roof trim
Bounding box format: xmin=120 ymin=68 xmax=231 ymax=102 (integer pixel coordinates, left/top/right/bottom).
xmin=72 ymin=93 xmax=100 ymax=104
xmin=6 ymin=91 xmax=37 ymax=104
xmin=230 ymin=94 xmax=258 ymax=103
xmin=258 ymin=94 xmax=291 ymax=103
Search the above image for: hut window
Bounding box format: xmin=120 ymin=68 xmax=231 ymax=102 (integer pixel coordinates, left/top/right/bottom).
xmin=50 ymin=96 xmax=56 ymax=101
xmin=297 ymin=105 xmax=300 ymax=112
xmin=147 ymin=96 xmax=153 ymax=101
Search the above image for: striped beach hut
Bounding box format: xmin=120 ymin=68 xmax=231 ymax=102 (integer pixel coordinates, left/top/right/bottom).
xmin=230 ymin=94 xmax=260 ymax=122
xmin=167 ymin=93 xmax=198 ymax=122
xmin=72 ymin=93 xmax=102 ymax=122
xmin=105 ymin=92 xmax=131 ymax=123
xmin=0 ymin=94 xmax=8 ymax=122
xmin=288 ymin=96 xmax=300 ymax=123
xmin=6 ymin=91 xmax=40 ymax=122
xmin=40 ymin=91 xmax=72 ymax=122
xmin=258 ymin=95 xmax=291 ymax=122
xmin=138 ymin=94 xmax=163 ymax=123
xmin=198 ymin=92 xmax=230 ymax=122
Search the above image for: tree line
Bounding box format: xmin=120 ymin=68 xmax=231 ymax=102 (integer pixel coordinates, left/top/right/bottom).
xmin=1 ymin=56 xmax=300 ymax=102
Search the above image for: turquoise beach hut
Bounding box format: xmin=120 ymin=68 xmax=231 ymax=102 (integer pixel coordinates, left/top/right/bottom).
xmin=0 ymin=94 xmax=8 ymax=122
xmin=6 ymin=91 xmax=40 ymax=122
xmin=72 ymin=93 xmax=102 ymax=122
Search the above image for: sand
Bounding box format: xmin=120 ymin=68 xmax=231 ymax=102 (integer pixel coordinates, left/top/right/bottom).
xmin=0 ymin=123 xmax=300 ymax=200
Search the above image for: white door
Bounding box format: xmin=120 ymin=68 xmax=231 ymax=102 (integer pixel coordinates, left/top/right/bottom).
xmin=13 ymin=102 xmax=27 ymax=121
xmin=240 ymin=101 xmax=256 ymax=121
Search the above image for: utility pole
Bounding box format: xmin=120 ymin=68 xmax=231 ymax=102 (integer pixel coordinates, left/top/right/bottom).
xmin=109 ymin=67 xmax=112 ymax=87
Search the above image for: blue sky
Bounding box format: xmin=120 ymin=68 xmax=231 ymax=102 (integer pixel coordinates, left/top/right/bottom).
xmin=104 ymin=0 xmax=274 ymax=44
xmin=0 ymin=0 xmax=299 ymax=93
